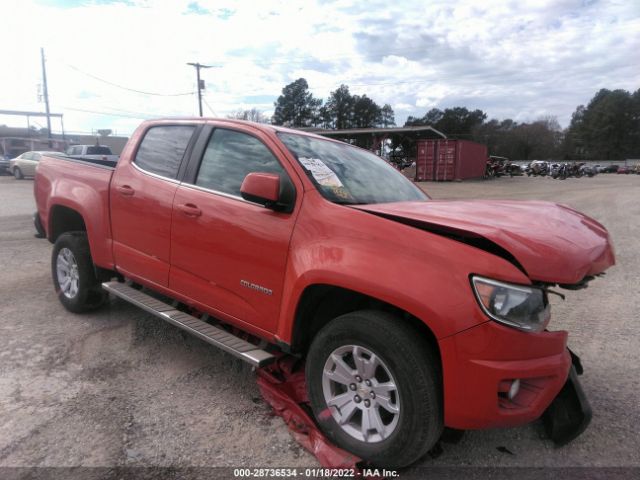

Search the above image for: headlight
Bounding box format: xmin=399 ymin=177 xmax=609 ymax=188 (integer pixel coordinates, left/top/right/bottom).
xmin=471 ymin=276 xmax=550 ymax=332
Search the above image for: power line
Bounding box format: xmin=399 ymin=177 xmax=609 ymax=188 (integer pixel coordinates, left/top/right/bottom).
xmin=49 ymin=96 xmax=159 ymax=118
xmin=187 ymin=62 xmax=219 ymax=116
xmin=60 ymin=106 xmax=148 ymax=119
xmin=59 ymin=61 xmax=195 ymax=97
xmin=202 ymin=97 xmax=218 ymax=117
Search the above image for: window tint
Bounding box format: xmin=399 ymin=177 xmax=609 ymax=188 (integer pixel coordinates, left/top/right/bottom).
xmin=195 ymin=129 xmax=285 ymax=197
xmin=32 ymin=153 xmax=41 ymax=161
xmin=22 ymin=152 xmax=33 ymax=160
xmin=135 ymin=126 xmax=195 ymax=179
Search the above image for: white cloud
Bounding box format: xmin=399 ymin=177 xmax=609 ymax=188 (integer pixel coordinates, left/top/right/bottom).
xmin=0 ymin=0 xmax=638 ymax=135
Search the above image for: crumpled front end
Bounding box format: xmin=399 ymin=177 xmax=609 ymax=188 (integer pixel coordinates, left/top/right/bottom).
xmin=439 ymin=320 xmax=572 ymax=430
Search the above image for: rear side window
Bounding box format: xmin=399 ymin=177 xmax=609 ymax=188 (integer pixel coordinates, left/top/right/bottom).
xmin=135 ymin=126 xmax=195 ymax=179
xmin=195 ymin=129 xmax=285 ymax=197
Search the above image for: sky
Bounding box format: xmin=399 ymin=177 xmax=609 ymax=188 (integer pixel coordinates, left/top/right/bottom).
xmin=1 ymin=0 xmax=638 ymax=137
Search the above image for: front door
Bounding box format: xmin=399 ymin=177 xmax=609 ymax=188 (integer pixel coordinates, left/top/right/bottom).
xmin=169 ymin=126 xmax=299 ymax=334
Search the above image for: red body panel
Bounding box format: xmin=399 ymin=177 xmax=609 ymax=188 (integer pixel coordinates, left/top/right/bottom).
xmin=415 ymin=139 xmax=488 ymax=181
xmin=169 ymin=183 xmax=298 ymax=334
xmin=34 ymin=157 xmax=115 ymax=269
xmin=110 ymin=161 xmax=178 ymax=286
xmin=275 ymin=189 xmax=531 ymax=342
xmin=34 ymin=118 xmax=616 ymax=432
xmin=353 ymin=200 xmax=615 ymax=285
xmin=440 ymin=321 xmax=571 ymax=429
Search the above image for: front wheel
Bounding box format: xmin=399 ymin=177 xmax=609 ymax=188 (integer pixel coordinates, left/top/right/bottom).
xmin=51 ymin=232 xmax=107 ymax=313
xmin=13 ymin=167 xmax=24 ymax=179
xmin=306 ymin=310 xmax=442 ymax=468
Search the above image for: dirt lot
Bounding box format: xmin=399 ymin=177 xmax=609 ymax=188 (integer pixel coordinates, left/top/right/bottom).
xmin=0 ymin=174 xmax=638 ymax=472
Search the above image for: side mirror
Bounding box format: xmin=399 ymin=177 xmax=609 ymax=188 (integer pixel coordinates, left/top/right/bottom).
xmin=240 ymin=172 xmax=296 ymax=213
xmin=240 ymin=172 xmax=281 ymax=205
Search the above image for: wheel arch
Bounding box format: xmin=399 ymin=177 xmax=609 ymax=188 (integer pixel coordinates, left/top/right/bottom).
xmin=48 ymin=204 xmax=87 ymax=243
xmin=290 ymin=284 xmax=441 ymax=371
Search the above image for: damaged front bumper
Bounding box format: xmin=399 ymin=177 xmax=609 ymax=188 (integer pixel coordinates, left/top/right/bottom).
xmin=542 ymin=350 xmax=592 ymax=445
xmin=440 ymin=320 xmax=592 ymax=446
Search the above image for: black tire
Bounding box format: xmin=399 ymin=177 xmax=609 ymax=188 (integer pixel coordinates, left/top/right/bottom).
xmin=51 ymin=232 xmax=106 ymax=313
xmin=14 ymin=167 xmax=24 ymax=179
xmin=306 ymin=310 xmax=442 ymax=468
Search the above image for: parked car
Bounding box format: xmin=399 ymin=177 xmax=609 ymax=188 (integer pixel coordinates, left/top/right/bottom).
xmin=616 ymin=166 xmax=631 ymax=174
xmin=0 ymin=155 xmax=10 ymax=175
xmin=10 ymin=151 xmax=61 ymax=179
xmin=579 ymin=164 xmax=597 ymax=177
xmin=604 ymin=164 xmax=619 ymax=173
xmin=65 ymin=144 xmax=119 ymax=163
xmin=34 ymin=119 xmax=615 ymax=468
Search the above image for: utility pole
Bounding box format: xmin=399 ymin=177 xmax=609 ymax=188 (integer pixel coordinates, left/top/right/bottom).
xmin=40 ymin=48 xmax=52 ymax=142
xmin=187 ymin=62 xmax=212 ymax=117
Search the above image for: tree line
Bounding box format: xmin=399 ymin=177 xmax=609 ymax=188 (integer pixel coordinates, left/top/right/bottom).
xmin=265 ymin=78 xmax=395 ymax=129
xmin=234 ymin=79 xmax=640 ymax=160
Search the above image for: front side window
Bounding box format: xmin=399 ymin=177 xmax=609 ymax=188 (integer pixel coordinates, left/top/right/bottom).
xmin=134 ymin=125 xmax=195 ymax=179
xmin=278 ymin=133 xmax=427 ymax=205
xmin=195 ymin=128 xmax=285 ymax=197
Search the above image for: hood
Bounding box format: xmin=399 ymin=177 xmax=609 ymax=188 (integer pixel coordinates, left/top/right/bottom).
xmin=353 ymin=200 xmax=615 ymax=285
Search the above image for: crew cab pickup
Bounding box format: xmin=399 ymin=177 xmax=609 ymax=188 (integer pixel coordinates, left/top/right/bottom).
xmin=65 ymin=144 xmax=119 ymax=162
xmin=34 ymin=119 xmax=615 ymax=468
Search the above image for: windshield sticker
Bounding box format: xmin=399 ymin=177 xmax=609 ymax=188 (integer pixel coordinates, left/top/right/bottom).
xmin=299 ymin=157 xmax=344 ymax=187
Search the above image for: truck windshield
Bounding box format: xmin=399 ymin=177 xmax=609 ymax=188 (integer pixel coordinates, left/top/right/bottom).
xmin=278 ymin=133 xmax=427 ymax=205
xmin=87 ymin=146 xmax=112 ymax=155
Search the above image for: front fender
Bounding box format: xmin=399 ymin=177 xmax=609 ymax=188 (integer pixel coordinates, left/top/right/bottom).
xmin=276 ymin=193 xmax=530 ymax=343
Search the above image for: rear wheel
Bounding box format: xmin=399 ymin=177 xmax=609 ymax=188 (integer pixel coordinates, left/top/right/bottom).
xmin=13 ymin=167 xmax=24 ymax=179
xmin=51 ymin=232 xmax=107 ymax=313
xmin=306 ymin=310 xmax=442 ymax=468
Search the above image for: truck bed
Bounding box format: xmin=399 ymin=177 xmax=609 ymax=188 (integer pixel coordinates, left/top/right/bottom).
xmin=47 ymin=153 xmax=118 ymax=169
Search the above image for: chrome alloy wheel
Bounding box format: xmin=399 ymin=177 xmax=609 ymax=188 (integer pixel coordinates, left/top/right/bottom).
xmin=322 ymin=345 xmax=400 ymax=443
xmin=56 ymin=247 xmax=79 ymax=299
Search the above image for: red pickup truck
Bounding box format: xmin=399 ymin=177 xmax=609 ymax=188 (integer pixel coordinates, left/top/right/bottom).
xmin=34 ymin=118 xmax=614 ymax=468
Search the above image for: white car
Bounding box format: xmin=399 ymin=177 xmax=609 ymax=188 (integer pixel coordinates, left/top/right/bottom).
xmin=10 ymin=151 xmax=61 ymax=179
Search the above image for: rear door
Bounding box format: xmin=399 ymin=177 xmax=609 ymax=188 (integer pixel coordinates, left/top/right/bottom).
xmin=169 ymin=125 xmax=300 ymax=334
xmin=110 ymin=124 xmax=198 ymax=287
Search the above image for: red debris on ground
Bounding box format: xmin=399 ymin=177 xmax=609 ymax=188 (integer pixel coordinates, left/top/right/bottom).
xmin=256 ymin=356 xmax=362 ymax=470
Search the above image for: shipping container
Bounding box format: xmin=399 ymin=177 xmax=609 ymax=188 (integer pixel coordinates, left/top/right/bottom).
xmin=415 ymin=139 xmax=488 ymax=181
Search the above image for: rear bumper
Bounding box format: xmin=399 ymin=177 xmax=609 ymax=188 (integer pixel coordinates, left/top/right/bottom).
xmin=440 ymin=320 xmax=572 ymax=430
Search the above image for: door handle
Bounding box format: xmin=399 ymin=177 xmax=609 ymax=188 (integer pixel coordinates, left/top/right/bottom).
xmin=116 ymin=185 xmax=135 ymax=196
xmin=178 ymin=203 xmax=202 ymax=217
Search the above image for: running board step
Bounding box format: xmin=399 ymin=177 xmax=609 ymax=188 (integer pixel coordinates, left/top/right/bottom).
xmin=102 ymin=281 xmax=275 ymax=367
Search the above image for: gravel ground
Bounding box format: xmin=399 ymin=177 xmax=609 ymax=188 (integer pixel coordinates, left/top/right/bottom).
xmin=0 ymin=174 xmax=638 ymax=473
